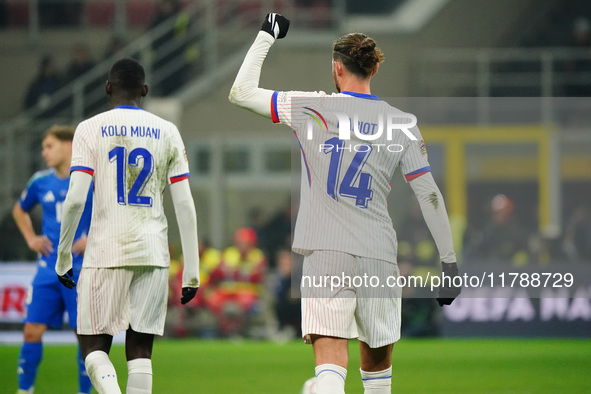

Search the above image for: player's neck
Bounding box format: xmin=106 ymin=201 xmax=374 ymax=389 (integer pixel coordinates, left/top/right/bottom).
xmin=339 ymin=78 xmax=371 ymax=95
xmin=110 ymin=95 xmax=142 ymax=109
xmin=111 ymin=100 xmax=141 ymax=108
xmin=55 ymin=160 xmax=70 ymax=179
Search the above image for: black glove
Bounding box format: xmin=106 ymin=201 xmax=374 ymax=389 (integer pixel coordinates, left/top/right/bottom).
xmin=181 ymin=287 xmax=198 ymax=305
xmin=57 ymin=269 xmax=76 ymax=289
xmin=260 ymin=13 xmax=290 ymax=39
xmin=436 ymin=262 xmax=461 ymax=306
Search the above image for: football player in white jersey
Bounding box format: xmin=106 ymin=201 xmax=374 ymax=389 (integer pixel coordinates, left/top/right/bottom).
xmin=55 ymin=58 xmax=200 ymax=394
xmin=230 ymin=14 xmax=461 ymax=394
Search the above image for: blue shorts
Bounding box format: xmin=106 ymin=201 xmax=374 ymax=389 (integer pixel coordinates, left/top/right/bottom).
xmin=24 ymin=263 xmax=81 ymax=329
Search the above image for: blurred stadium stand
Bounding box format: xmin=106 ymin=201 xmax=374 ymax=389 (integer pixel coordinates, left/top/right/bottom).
xmin=1 ymin=0 xmax=590 ymax=338
xmin=345 ymin=0 xmax=405 ymax=15
xmin=1 ymin=0 xmax=590 ymax=252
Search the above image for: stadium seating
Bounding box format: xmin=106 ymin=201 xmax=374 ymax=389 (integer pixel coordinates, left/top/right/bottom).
xmin=85 ymin=0 xmax=115 ymax=27
xmin=6 ymin=1 xmax=29 ymax=26
xmin=126 ymin=0 xmax=158 ymax=28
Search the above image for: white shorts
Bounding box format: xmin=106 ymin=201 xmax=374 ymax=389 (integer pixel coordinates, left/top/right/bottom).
xmin=77 ymin=266 xmax=169 ymax=336
xmin=301 ymin=250 xmax=401 ymax=348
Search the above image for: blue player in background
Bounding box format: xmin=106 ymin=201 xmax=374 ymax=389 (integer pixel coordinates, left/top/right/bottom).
xmin=12 ymin=125 xmax=93 ymax=394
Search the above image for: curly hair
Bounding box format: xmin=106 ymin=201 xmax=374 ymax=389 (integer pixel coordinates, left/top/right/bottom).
xmin=333 ymin=33 xmax=384 ymax=79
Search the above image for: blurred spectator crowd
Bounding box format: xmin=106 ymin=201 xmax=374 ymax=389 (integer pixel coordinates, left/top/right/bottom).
xmin=9 ymin=0 xmax=591 ymax=121
xmin=24 ymin=41 xmax=112 ymax=118
xmin=463 ymin=192 xmax=591 ymax=266
xmin=166 ymin=203 xmax=301 ymax=341
xmin=21 ymin=0 xmax=200 ymax=120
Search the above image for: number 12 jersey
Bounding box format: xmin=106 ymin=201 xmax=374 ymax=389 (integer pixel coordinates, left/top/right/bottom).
xmin=71 ymin=105 xmax=190 ymax=268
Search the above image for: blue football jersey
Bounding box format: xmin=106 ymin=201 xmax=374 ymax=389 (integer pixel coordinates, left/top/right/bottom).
xmin=19 ymin=168 xmax=92 ymax=268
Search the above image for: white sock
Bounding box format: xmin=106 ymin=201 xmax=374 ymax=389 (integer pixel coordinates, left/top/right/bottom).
xmin=315 ymin=364 xmax=347 ymax=394
xmin=360 ymin=366 xmax=392 ymax=394
xmin=84 ymin=351 xmax=121 ymax=394
xmin=127 ymin=358 xmax=153 ymax=394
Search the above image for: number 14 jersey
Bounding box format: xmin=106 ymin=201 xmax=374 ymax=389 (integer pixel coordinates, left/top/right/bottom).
xmin=272 ymin=91 xmax=431 ymax=264
xmin=71 ymin=105 xmax=190 ymax=268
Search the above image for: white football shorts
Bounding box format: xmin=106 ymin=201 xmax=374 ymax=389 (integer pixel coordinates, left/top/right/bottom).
xmin=77 ymin=266 xmax=169 ymax=336
xmin=301 ymin=250 xmax=402 ymax=348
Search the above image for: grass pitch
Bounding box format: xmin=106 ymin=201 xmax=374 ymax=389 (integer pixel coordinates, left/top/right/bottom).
xmin=1 ymin=338 xmax=590 ymax=393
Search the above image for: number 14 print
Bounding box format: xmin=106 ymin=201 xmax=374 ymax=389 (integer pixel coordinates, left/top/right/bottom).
xmin=324 ymin=137 xmax=373 ymax=208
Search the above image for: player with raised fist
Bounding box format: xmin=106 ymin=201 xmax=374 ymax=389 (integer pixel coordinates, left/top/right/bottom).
xmin=230 ymin=12 xmax=461 ymax=394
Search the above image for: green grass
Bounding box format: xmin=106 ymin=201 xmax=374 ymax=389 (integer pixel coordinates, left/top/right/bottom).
xmin=1 ymin=338 xmax=590 ymax=393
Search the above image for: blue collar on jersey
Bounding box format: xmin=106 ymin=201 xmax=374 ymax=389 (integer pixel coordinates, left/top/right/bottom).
xmin=341 ymin=91 xmax=381 ymax=101
xmin=114 ymin=105 xmax=143 ymax=110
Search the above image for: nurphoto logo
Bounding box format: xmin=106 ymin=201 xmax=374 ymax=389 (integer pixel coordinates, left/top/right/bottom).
xmin=304 ymin=107 xmax=417 ymax=141
xmin=303 ymin=107 xmax=417 ymax=153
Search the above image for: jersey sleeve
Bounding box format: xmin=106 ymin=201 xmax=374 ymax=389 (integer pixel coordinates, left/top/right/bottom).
xmin=399 ymin=126 xmax=431 ymax=182
xmin=76 ymin=183 xmax=94 ymax=237
xmin=70 ymin=122 xmax=96 ymax=176
xmin=167 ymin=126 xmax=190 ymax=185
xmin=18 ymin=174 xmax=40 ymax=212
xmin=271 ymin=90 xmax=327 ymax=129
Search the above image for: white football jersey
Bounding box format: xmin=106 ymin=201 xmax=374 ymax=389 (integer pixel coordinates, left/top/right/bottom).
xmin=71 ymin=105 xmax=190 ymax=268
xmin=272 ymin=91 xmax=431 ymax=263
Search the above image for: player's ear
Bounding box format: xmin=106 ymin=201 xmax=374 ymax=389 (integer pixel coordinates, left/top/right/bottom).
xmin=333 ymin=60 xmax=344 ymax=76
xmin=105 ymin=81 xmax=112 ymax=95
xmin=371 ymin=62 xmax=379 ymax=77
xmin=141 ymin=84 xmax=148 ymax=97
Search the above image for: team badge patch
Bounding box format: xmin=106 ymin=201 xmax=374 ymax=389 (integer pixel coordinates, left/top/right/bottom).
xmin=183 ymin=149 xmax=188 ymax=163
xmin=419 ymin=140 xmax=427 ymax=156
xmin=278 ymin=92 xmax=288 ymax=103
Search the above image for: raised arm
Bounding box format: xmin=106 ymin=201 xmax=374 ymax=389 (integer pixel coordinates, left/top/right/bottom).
xmin=228 ymin=13 xmax=290 ymax=117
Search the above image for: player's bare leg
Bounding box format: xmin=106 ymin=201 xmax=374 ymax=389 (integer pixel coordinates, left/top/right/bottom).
xmin=125 ymin=327 xmax=154 ymax=394
xmin=22 ymin=322 xmax=46 ymax=342
xmin=359 ymin=341 xmax=393 ymax=393
xmin=311 ymin=335 xmax=348 ymax=366
xmin=79 ymin=334 xmax=121 ymax=394
xmin=79 ymin=333 xmax=113 ymax=358
xmin=310 ymin=334 xmax=348 ymax=394
xmin=359 ymin=341 xmax=392 ymax=371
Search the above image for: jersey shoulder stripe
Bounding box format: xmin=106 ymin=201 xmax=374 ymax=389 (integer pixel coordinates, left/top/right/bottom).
xmin=271 ymin=91 xmax=280 ymax=123
xmin=71 ymin=166 xmax=95 ymax=175
xmin=170 ymin=173 xmax=190 ymax=184
xmin=405 ymin=166 xmax=431 ymax=181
